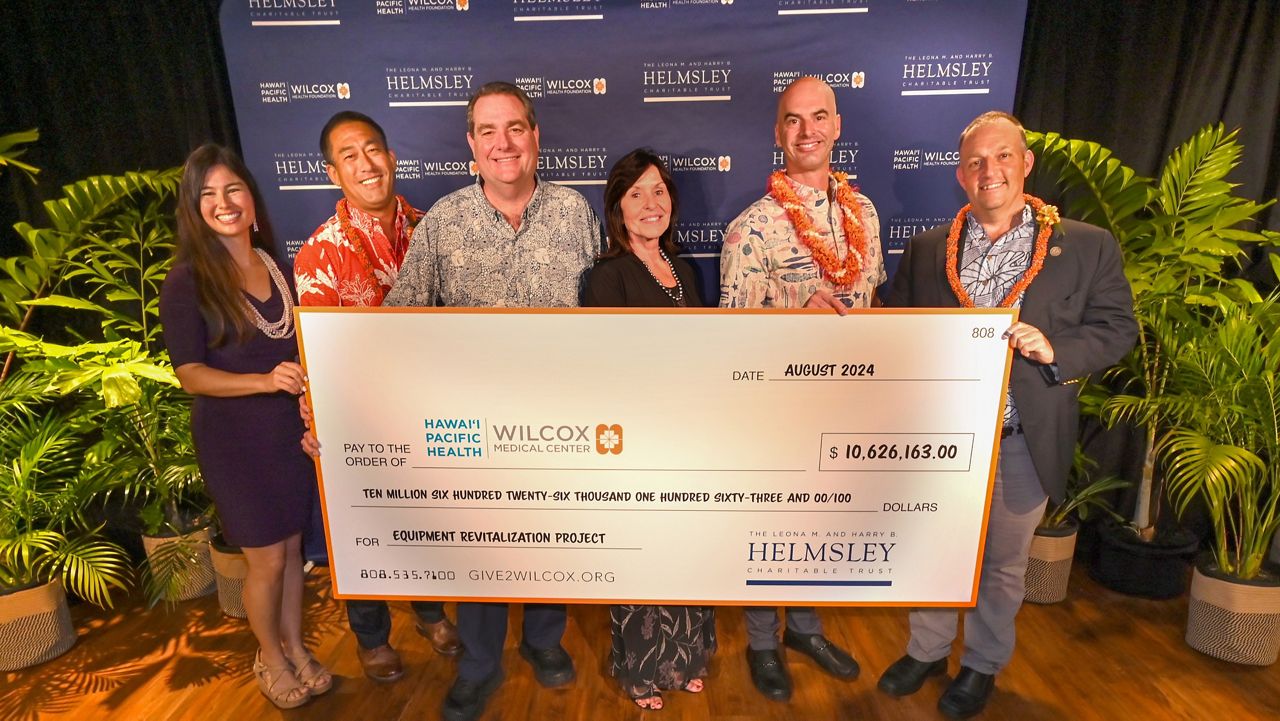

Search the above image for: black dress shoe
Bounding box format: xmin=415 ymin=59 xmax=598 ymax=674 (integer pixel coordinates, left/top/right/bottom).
xmin=518 ymin=641 xmax=576 ymax=688
xmin=877 ymin=654 xmax=947 ymax=697
xmin=938 ymin=666 xmax=995 ymax=719
xmin=781 ymin=629 xmax=860 ymax=680
xmin=746 ymin=647 xmax=793 ymax=701
xmin=442 ymin=671 xmax=504 ymax=721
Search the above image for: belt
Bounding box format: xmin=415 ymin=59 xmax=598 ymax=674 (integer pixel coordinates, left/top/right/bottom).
xmin=1001 ymin=424 xmax=1023 ymax=439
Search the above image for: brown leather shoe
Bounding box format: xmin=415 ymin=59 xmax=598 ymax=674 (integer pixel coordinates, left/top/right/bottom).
xmin=356 ymin=644 xmax=405 ymax=683
xmin=417 ymin=618 xmax=463 ymax=657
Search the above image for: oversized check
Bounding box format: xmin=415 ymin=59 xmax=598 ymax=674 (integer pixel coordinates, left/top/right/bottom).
xmin=298 ymin=308 xmax=1017 ymax=606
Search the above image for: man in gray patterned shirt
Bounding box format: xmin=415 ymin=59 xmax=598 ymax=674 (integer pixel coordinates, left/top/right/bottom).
xmin=384 ymin=81 xmax=602 ymax=721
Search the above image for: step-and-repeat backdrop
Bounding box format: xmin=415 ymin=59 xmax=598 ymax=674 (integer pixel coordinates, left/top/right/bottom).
xmin=221 ymin=0 xmax=1027 ymax=304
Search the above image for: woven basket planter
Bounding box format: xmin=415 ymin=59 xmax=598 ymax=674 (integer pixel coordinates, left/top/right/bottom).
xmin=1186 ymin=561 xmax=1280 ymax=666
xmin=210 ymin=536 xmax=248 ymax=618
xmin=0 ymin=579 xmax=76 ymax=671
xmin=141 ymin=526 xmax=216 ymax=601
xmin=1025 ymin=522 xmax=1078 ymax=604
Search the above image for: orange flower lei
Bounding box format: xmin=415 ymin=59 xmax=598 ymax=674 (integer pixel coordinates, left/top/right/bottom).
xmin=767 ymin=171 xmax=868 ymax=287
xmin=335 ymin=196 xmax=420 ymax=288
xmin=945 ymin=194 xmax=1059 ymax=308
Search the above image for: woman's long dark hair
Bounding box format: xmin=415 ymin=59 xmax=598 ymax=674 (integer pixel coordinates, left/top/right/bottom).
xmin=600 ymin=148 xmax=680 ymax=260
xmin=174 ymin=144 xmax=277 ymax=346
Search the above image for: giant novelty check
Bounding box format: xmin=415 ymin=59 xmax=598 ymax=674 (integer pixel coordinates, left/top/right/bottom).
xmin=298 ymin=308 xmax=1017 ymax=606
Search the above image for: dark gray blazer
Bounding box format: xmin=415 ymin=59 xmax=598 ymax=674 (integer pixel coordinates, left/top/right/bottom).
xmin=885 ymin=218 xmax=1138 ymax=502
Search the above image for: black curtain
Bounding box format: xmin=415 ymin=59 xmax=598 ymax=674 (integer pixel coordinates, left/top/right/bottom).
xmin=1015 ymin=0 xmax=1280 ymax=281
xmin=0 ymin=0 xmax=237 ymax=257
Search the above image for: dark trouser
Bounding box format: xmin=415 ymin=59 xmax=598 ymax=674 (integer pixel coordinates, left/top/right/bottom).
xmin=744 ymin=607 xmax=824 ymax=650
xmin=303 ymin=491 xmax=329 ymax=564
xmin=456 ymin=602 xmax=566 ymax=681
xmin=347 ymin=599 xmax=446 ymax=650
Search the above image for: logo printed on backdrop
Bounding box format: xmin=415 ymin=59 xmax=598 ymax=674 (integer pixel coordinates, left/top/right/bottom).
xmin=642 ymin=59 xmax=732 ymax=103
xmin=639 ymin=0 xmax=736 ymax=9
xmin=901 ymin=52 xmax=995 ymax=96
xmin=772 ymin=139 xmax=860 ymax=179
xmin=386 ymin=66 xmax=474 ymax=107
xmin=771 ymin=70 xmax=867 ymax=92
xmin=513 ymin=0 xmax=604 ymax=22
xmin=272 ymin=151 xmax=337 ymax=191
xmin=397 ymin=156 xmax=472 ymax=180
xmin=514 ymin=75 xmax=606 ymax=99
xmin=884 ymin=216 xmax=952 ymax=255
xmin=258 ymin=80 xmax=351 ymax=103
xmin=247 ymin=0 xmax=340 ymax=26
xmin=538 ymin=146 xmax=609 ymax=186
xmin=675 ymin=220 xmax=728 ymax=258
xmin=776 ymin=0 xmax=869 ymax=16
xmin=892 ymin=148 xmax=959 ymax=171
xmin=375 ymin=0 xmax=470 ymax=13
xmin=659 ymin=152 xmax=732 ymax=174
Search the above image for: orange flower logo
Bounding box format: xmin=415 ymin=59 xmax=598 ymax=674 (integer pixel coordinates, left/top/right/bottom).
xmin=456 ymin=0 xmax=469 ymax=10
xmin=718 ymin=156 xmax=732 ymax=172
xmin=593 ymin=78 xmax=607 ymax=95
xmin=596 ymin=424 xmax=623 ymax=455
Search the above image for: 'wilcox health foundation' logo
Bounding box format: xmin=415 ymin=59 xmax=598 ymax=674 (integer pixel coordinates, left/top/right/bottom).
xmin=376 ymin=0 xmax=470 ymax=13
xmin=516 ymin=76 xmax=606 ymax=99
xmin=247 ymin=0 xmax=340 ymax=26
xmin=642 ymin=59 xmax=732 ymax=103
xmin=386 ymin=66 xmax=474 ymax=107
xmin=772 ymin=70 xmax=865 ymax=93
xmin=396 ymin=156 xmax=472 ymax=180
xmin=259 ymin=80 xmax=350 ymax=104
xmin=901 ymin=52 xmax=995 ymax=96
xmin=659 ymin=152 xmax=731 ymax=174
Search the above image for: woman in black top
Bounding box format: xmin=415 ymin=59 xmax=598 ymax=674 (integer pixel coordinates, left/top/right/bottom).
xmin=583 ymin=148 xmax=714 ymax=710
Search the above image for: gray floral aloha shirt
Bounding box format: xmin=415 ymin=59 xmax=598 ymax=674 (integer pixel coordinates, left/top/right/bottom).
xmin=719 ymin=173 xmax=885 ymax=309
xmin=385 ymin=177 xmax=603 ymax=308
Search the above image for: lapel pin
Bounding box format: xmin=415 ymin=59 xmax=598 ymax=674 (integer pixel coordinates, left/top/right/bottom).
xmin=1049 ymin=246 xmax=1063 ymax=257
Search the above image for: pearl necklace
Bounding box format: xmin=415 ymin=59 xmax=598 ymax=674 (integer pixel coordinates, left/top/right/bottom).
xmin=243 ymin=248 xmax=295 ymax=339
xmin=638 ymin=249 xmax=685 ymax=307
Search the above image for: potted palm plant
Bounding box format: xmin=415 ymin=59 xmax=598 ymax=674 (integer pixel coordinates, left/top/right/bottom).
xmin=1026 ymin=443 xmax=1129 ymax=604
xmin=0 ymin=377 xmax=131 ymax=670
xmin=1155 ymin=297 xmax=1280 ymax=665
xmin=1028 ymin=123 xmax=1280 ymax=598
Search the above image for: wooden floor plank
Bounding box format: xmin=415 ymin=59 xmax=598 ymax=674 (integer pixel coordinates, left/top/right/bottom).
xmin=2 ymin=565 xmax=1277 ymax=720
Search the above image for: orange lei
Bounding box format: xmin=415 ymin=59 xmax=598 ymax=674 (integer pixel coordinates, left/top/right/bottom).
xmin=945 ymin=194 xmax=1059 ymax=308
xmin=335 ymin=196 xmax=419 ymax=288
xmin=767 ymin=171 xmax=868 ymax=287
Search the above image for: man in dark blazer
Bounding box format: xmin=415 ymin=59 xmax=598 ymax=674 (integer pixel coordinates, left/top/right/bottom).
xmin=876 ymin=111 xmax=1137 ymax=719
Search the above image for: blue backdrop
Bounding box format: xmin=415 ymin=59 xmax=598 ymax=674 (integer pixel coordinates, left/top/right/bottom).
xmin=221 ymin=0 xmax=1027 ymax=304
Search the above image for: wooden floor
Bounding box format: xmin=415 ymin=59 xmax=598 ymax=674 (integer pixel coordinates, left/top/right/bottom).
xmin=3 ymin=565 xmax=1277 ymax=721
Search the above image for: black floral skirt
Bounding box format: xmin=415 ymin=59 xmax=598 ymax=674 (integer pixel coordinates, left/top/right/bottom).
xmin=609 ymin=604 xmax=716 ymax=698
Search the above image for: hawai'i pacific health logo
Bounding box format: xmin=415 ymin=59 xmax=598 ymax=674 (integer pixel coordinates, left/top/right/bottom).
xmin=375 ymin=0 xmax=470 ymax=14
xmin=596 ymin=424 xmax=623 ymax=455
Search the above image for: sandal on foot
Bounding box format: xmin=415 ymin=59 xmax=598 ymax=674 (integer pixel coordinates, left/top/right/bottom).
xmin=254 ymin=649 xmax=311 ymax=709
xmin=684 ymin=678 xmax=705 ymax=694
xmin=285 ymin=647 xmax=334 ymax=695
xmin=633 ymin=690 xmax=664 ymax=710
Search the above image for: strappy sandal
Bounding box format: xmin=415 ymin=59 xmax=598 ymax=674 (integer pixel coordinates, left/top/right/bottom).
xmin=253 ymin=648 xmax=311 ymax=709
xmin=683 ymin=678 xmax=705 ymax=693
xmin=285 ymin=647 xmax=334 ymax=695
xmin=632 ymin=689 xmax=664 ymax=710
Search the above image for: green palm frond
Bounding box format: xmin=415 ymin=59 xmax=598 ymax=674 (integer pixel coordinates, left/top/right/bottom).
xmin=1026 ymin=130 xmax=1154 ymax=243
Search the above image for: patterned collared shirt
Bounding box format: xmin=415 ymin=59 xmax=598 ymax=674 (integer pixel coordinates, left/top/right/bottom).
xmin=294 ymin=197 xmax=421 ymax=307
xmin=719 ymin=174 xmax=886 ymax=309
xmin=960 ymin=203 xmax=1036 ymax=428
xmin=385 ymin=177 xmax=602 ymax=308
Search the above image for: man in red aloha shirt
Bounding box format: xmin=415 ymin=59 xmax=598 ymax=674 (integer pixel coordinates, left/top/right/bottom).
xmin=294 ymin=110 xmax=462 ymax=682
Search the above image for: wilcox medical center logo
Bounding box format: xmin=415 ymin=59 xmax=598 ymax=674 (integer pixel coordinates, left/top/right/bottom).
xmin=246 ymin=0 xmax=340 ymax=26
xmin=423 ymin=417 xmax=624 ymax=458
xmin=901 ymin=52 xmax=995 ymax=96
